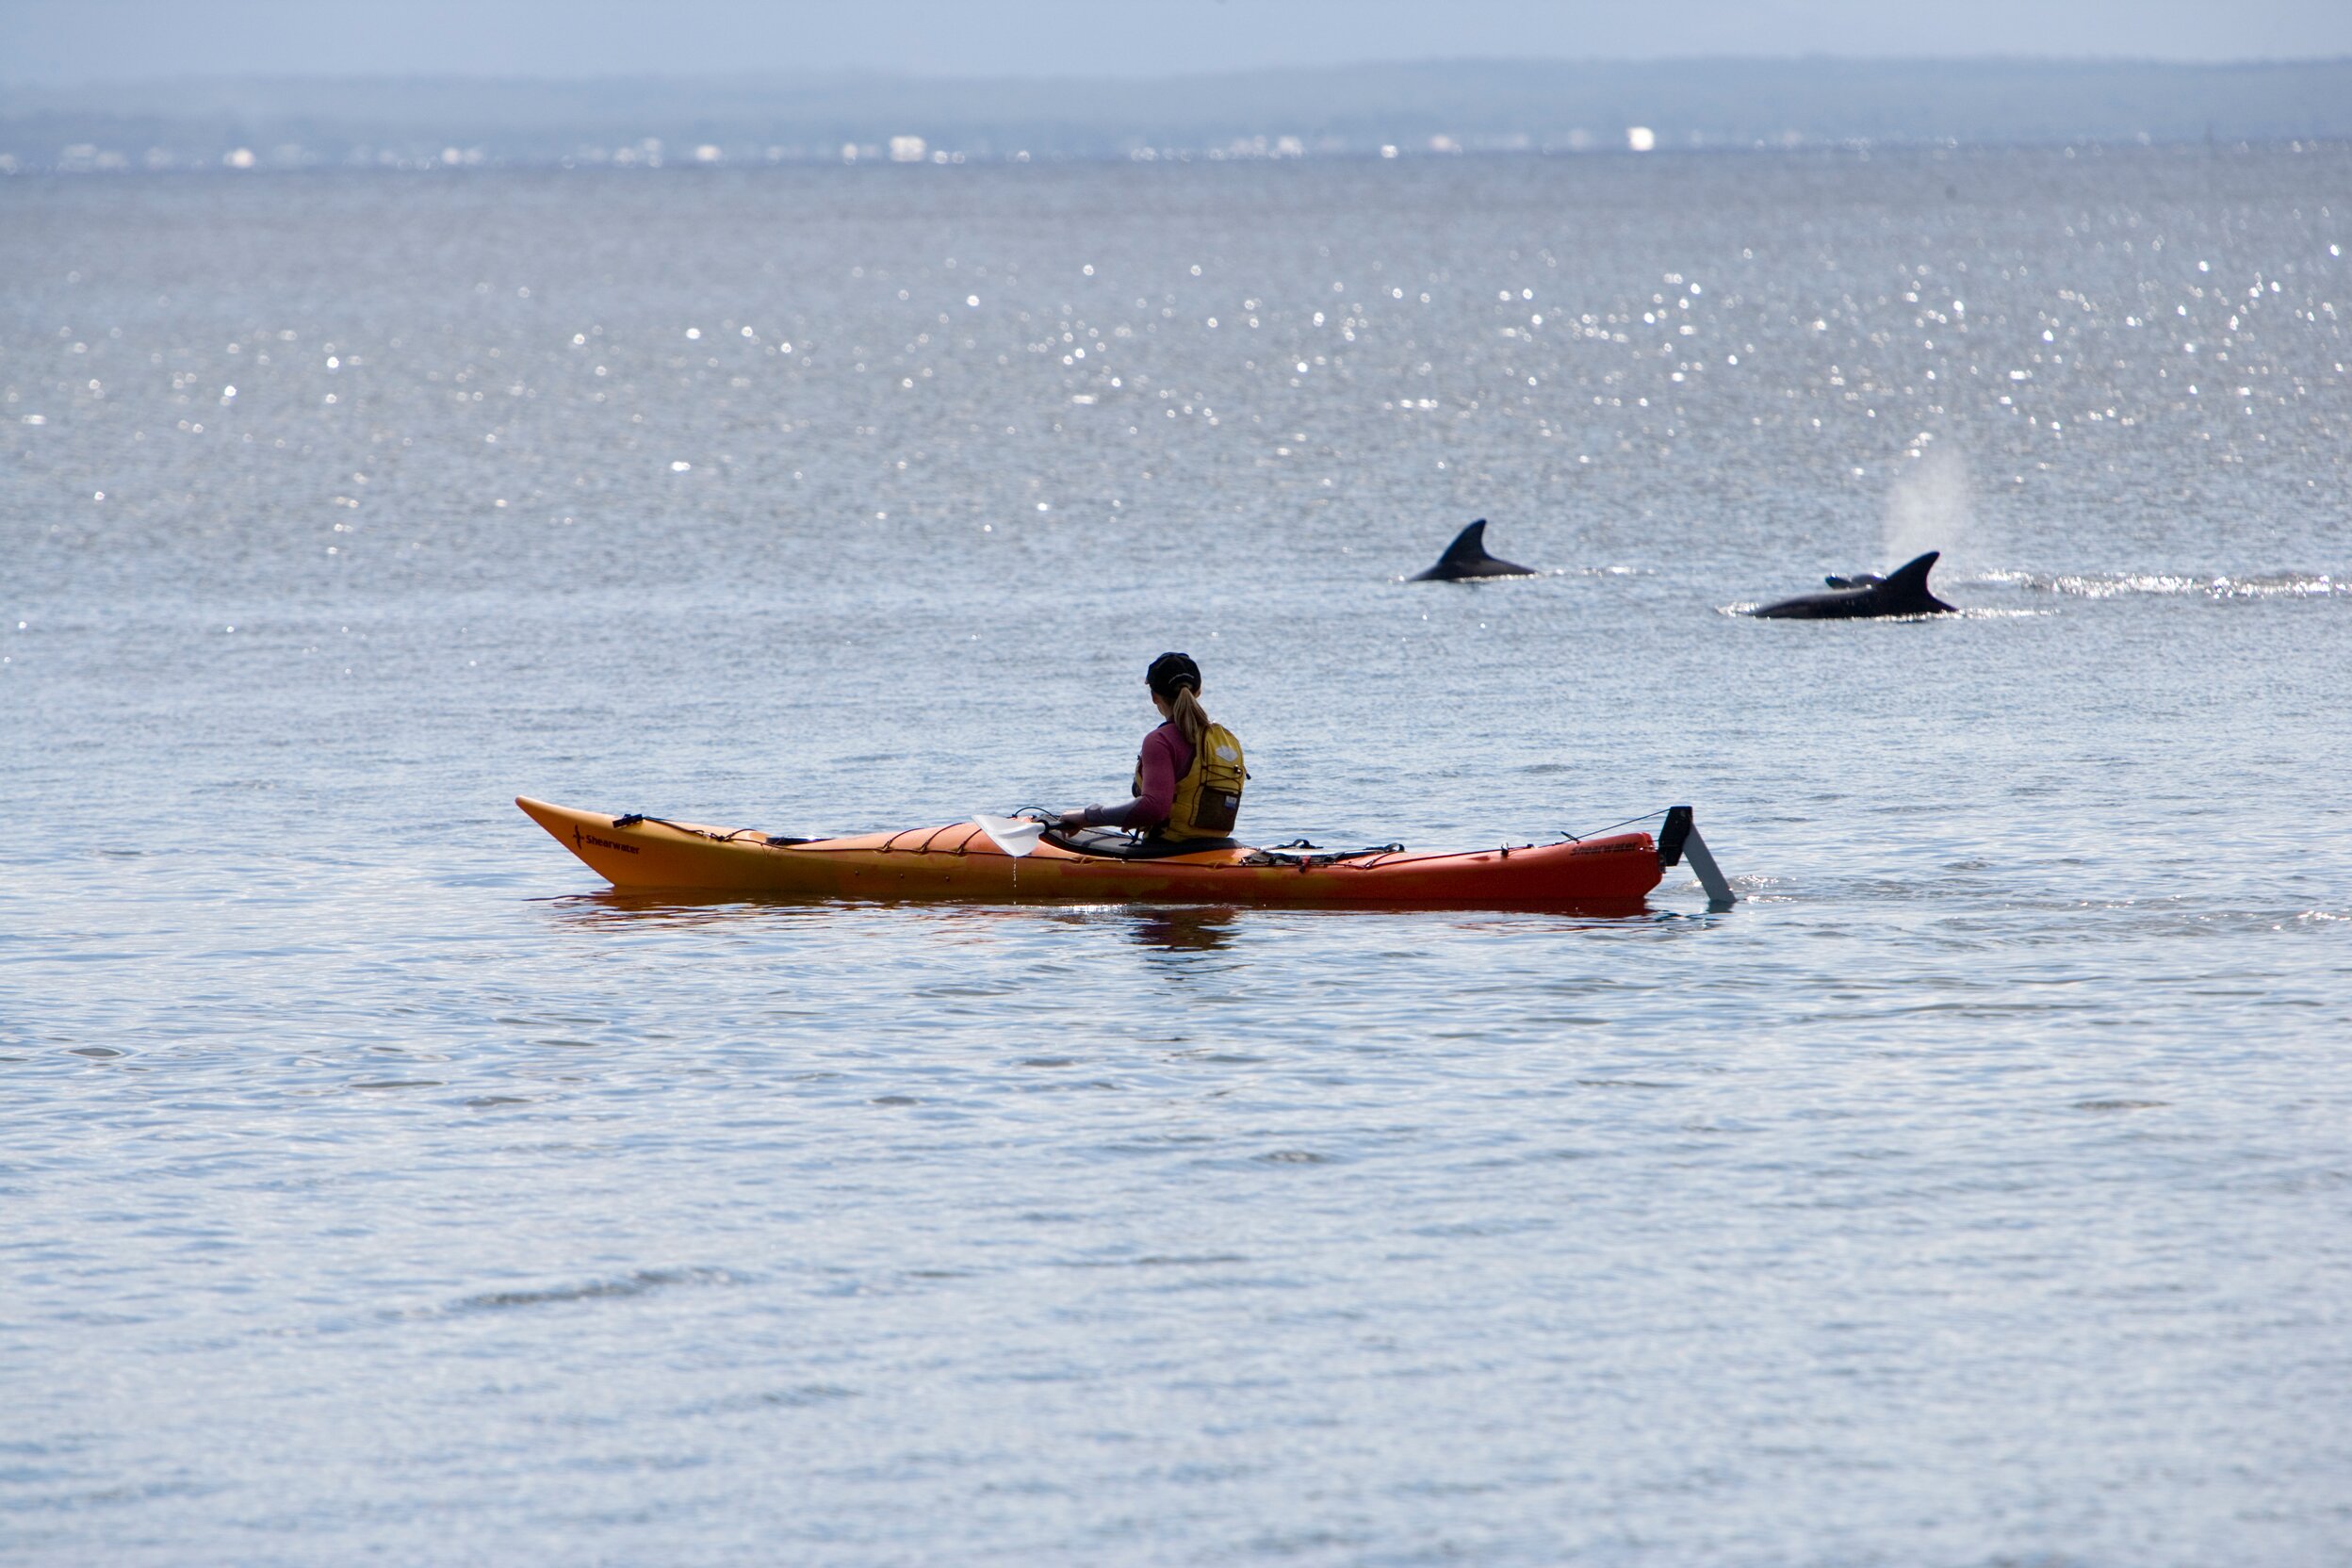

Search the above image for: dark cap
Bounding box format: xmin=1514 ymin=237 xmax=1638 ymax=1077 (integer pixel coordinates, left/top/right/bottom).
xmin=1146 ymin=651 xmax=1201 ymax=699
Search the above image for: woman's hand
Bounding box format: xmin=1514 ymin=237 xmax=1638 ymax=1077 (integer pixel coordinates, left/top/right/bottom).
xmin=1055 ymin=810 xmax=1087 ymax=832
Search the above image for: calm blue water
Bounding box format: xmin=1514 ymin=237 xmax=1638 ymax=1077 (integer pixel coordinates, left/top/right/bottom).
xmin=5 ymin=146 xmax=2350 ymax=1565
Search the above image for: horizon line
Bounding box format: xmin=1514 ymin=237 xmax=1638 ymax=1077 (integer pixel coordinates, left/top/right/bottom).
xmin=9 ymin=52 xmax=2352 ymax=93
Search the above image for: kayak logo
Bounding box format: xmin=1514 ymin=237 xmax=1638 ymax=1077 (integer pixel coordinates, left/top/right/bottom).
xmin=575 ymin=826 xmax=641 ymax=855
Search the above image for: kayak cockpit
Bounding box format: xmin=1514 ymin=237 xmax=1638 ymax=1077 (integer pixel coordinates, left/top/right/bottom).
xmin=1040 ymin=825 xmax=1245 ymax=860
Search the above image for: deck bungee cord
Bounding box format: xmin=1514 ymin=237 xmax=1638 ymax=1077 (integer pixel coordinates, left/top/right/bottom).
xmin=1556 ymin=807 xmax=1673 ymax=843
xmin=611 ymin=813 xmax=810 ymax=848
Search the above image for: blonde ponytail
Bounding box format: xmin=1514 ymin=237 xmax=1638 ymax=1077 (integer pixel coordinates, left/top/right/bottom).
xmin=1169 ymin=684 xmax=1210 ymax=750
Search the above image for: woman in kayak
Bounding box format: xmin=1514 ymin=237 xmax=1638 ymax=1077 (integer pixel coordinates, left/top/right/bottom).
xmin=1057 ymin=651 xmax=1246 ymax=842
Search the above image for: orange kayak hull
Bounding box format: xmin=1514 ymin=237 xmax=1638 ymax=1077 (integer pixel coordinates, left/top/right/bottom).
xmin=515 ymin=797 xmax=1662 ymax=911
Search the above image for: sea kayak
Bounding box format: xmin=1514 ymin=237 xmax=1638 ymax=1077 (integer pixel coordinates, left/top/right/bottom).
xmin=515 ymin=796 xmax=1682 ymax=910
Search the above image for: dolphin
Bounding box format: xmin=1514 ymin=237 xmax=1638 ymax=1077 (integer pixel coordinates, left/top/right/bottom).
xmin=1752 ymin=550 xmax=1957 ymax=619
xmin=1410 ymin=519 xmax=1538 ymax=581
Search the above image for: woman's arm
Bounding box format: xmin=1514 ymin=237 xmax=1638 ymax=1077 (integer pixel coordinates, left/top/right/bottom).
xmin=1064 ymin=729 xmax=1181 ymax=829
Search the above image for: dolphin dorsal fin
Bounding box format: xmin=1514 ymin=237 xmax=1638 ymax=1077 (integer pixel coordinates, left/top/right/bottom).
xmin=1883 ymin=550 xmax=1940 ymax=592
xmin=1438 ymin=519 xmax=1491 ymax=564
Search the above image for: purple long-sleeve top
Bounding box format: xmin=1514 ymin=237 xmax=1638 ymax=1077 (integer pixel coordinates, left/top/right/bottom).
xmin=1079 ymin=722 xmax=1194 ymax=830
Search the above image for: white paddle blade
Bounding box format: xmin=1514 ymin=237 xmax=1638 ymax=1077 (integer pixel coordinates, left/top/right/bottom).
xmin=972 ymin=814 xmax=1046 ymax=858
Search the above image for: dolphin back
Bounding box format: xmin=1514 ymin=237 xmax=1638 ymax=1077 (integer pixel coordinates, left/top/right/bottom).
xmin=1412 ymin=519 xmax=1537 ymax=580
xmin=1753 ymin=549 xmax=1957 ymax=618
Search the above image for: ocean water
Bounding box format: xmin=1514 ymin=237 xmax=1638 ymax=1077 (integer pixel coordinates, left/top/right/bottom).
xmin=4 ymin=146 xmax=2349 ymax=1565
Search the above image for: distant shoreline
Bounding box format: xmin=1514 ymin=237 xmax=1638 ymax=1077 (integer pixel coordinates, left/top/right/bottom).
xmin=7 ymin=138 xmax=2347 ymax=181
xmin=7 ymin=57 xmax=2351 ymax=175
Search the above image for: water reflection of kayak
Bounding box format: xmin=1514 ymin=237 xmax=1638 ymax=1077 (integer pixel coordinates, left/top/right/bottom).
xmin=515 ymin=796 xmax=1679 ymax=911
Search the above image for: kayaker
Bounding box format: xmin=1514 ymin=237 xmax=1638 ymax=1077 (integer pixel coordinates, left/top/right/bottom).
xmin=1056 ymin=651 xmax=1246 ymax=842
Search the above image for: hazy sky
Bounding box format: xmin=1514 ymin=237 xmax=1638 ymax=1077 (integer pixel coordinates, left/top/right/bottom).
xmin=7 ymin=0 xmax=2349 ymax=84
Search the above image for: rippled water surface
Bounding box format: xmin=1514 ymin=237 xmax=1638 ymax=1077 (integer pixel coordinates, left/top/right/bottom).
xmin=5 ymin=148 xmax=2350 ymax=1565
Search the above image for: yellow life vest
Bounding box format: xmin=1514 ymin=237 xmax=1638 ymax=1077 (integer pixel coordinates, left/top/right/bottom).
xmin=1140 ymin=723 xmax=1247 ymax=841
